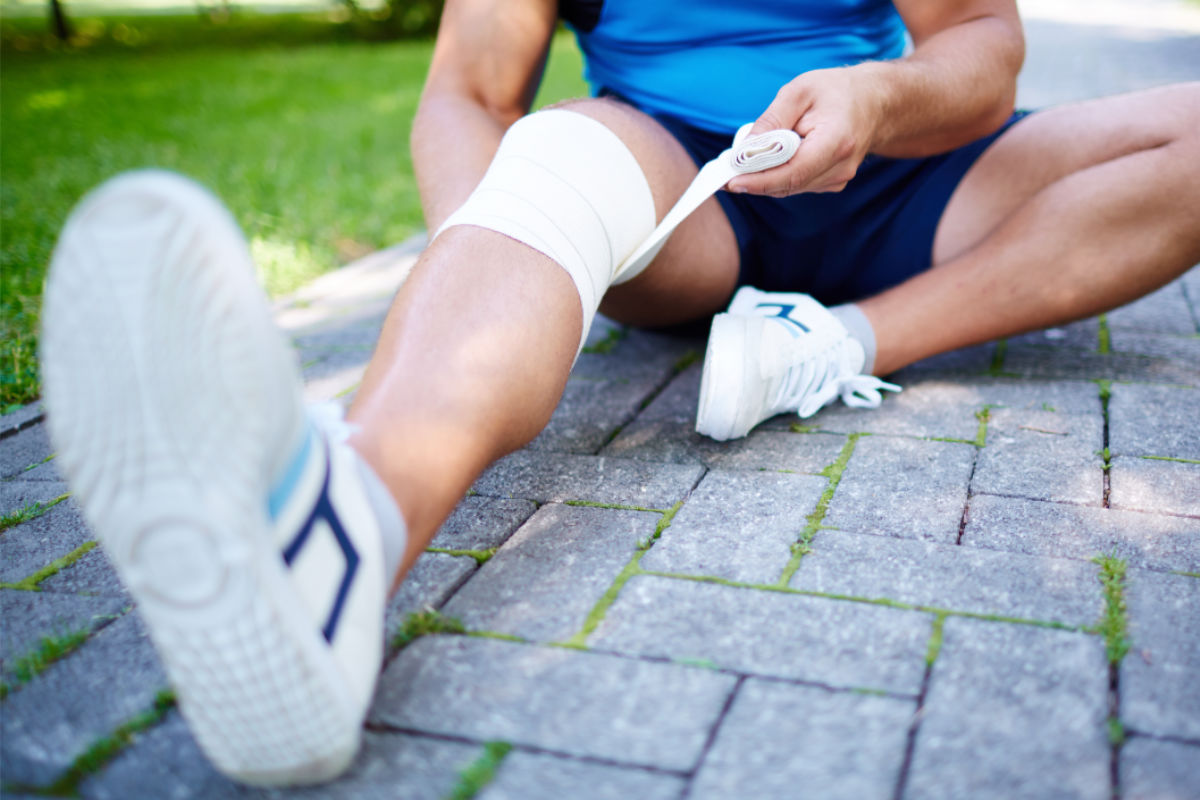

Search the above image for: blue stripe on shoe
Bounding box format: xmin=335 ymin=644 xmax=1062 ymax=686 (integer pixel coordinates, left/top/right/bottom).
xmin=268 ymin=424 xmax=315 ymax=521
xmin=281 ymin=444 xmax=360 ymax=644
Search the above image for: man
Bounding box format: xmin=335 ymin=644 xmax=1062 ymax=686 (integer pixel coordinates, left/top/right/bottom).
xmin=39 ymin=0 xmax=1199 ymax=785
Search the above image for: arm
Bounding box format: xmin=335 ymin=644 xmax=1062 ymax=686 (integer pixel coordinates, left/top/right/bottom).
xmin=411 ymin=0 xmax=558 ymax=230
xmin=727 ymin=0 xmax=1024 ymax=197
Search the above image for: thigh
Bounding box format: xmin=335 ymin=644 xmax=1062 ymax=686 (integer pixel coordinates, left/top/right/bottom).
xmin=934 ymin=83 xmax=1200 ymax=265
xmin=554 ymin=97 xmax=742 ymax=327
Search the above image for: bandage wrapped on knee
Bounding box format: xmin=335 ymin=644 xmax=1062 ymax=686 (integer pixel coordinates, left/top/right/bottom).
xmin=434 ymin=109 xmax=658 ymax=351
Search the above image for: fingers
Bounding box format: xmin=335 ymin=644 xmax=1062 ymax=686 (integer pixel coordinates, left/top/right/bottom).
xmin=727 ymin=129 xmax=850 ymax=196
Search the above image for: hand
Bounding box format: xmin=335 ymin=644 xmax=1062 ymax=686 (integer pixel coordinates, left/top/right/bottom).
xmin=726 ymin=66 xmax=888 ymax=198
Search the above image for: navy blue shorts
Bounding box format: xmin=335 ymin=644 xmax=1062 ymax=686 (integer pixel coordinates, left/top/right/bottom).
xmin=641 ymin=104 xmax=1032 ymax=305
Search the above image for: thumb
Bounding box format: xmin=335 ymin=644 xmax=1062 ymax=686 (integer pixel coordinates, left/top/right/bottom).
xmin=747 ymin=84 xmax=806 ymax=136
xmin=747 ymin=107 xmax=790 ymax=138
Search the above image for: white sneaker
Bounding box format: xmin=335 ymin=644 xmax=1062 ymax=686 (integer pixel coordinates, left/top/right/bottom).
xmin=40 ymin=171 xmax=393 ymax=785
xmin=695 ymin=287 xmax=900 ymax=441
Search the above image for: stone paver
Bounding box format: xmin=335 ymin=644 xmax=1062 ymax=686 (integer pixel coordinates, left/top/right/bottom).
xmin=3 ymin=15 xmax=1199 ymax=799
xmin=792 ymin=530 xmax=1102 ymax=625
xmin=778 ymin=378 xmax=986 ymax=440
xmin=963 ymin=494 xmax=1200 ymax=573
xmin=1 ymin=614 xmax=167 ymax=788
xmin=905 ymin=619 xmax=1110 ymax=800
xmin=443 ymin=504 xmax=657 ymax=642
xmin=479 ymin=752 xmax=686 ymax=800
xmin=973 ymin=407 xmax=1105 ymax=506
xmin=81 ymin=714 xmax=480 ymax=800
xmin=0 ymin=479 xmax=70 ymax=517
xmin=528 ymin=329 xmax=699 ymax=454
xmin=1002 ymin=347 xmax=1200 ymax=387
xmin=0 ymin=501 xmax=93 ymax=585
xmin=639 ymin=469 xmax=826 ymax=584
xmin=429 ymin=495 xmax=537 ymax=551
xmin=385 ymin=551 xmax=476 ymax=633
xmin=0 ymin=423 xmax=58 ymax=481
xmin=590 ymin=575 xmax=931 ymax=693
xmin=604 ymin=366 xmax=845 ymax=471
xmin=691 ymin=679 xmax=914 ymax=800
xmin=1120 ymin=569 xmax=1200 ymax=741
xmin=0 ymin=590 xmax=126 ymax=684
xmin=372 ymin=635 xmax=736 ymax=771
xmin=1106 ymin=282 xmax=1196 ymax=335
xmin=1110 ymin=456 xmax=1200 ymax=518
xmin=38 ymin=545 xmax=129 ymax=600
xmin=1120 ymin=737 xmax=1200 ymax=800
xmin=472 ymin=450 xmax=703 ymax=509
xmin=1108 ymin=383 xmax=1200 ymax=459
xmin=824 ymin=436 xmax=976 ymax=543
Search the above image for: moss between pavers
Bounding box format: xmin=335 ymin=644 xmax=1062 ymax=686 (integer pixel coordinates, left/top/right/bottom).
xmin=1088 ymin=552 xmax=1130 ymax=786
xmin=987 ymin=339 xmax=1009 ymax=376
xmin=557 ymin=501 xmax=683 ymax=649
xmin=0 ymin=540 xmax=97 ymax=591
xmin=1 ymin=453 xmax=57 ymax=482
xmin=0 ymin=493 xmax=69 ymax=534
xmin=1097 ymin=314 xmax=1112 ymax=355
xmin=924 ymin=614 xmax=948 ymax=667
xmin=777 ymin=433 xmax=861 ymax=585
xmin=426 ymin=547 xmax=498 ymax=567
xmin=1089 ymin=554 xmax=1131 ymax=666
xmin=563 ymin=499 xmax=668 ymax=515
xmin=639 ymin=569 xmax=1085 ymax=632
xmin=390 ymin=609 xmax=468 ymax=652
xmin=446 ymin=741 xmax=513 ymax=800
xmin=579 ymin=326 xmax=626 ymax=355
xmin=1141 ymin=454 xmax=1200 ymax=465
xmin=0 ymin=616 xmax=120 ymax=701
xmin=4 ymin=690 xmax=176 ymax=798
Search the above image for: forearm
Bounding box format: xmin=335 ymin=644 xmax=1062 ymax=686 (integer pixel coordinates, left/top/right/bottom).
xmin=862 ymin=13 xmax=1024 ymax=158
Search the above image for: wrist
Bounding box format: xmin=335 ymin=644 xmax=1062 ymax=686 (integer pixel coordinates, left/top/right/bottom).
xmin=846 ymin=61 xmax=903 ymax=152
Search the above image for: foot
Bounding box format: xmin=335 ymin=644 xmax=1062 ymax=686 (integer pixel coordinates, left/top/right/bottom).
xmin=40 ymin=171 xmax=392 ymax=785
xmin=695 ymin=287 xmax=900 ymax=441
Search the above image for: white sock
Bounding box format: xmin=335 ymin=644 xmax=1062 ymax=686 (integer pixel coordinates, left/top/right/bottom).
xmin=352 ymin=454 xmax=408 ymax=583
xmin=830 ymin=303 xmax=877 ymax=375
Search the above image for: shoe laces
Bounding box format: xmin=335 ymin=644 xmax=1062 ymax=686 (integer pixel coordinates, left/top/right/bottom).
xmin=764 ymin=324 xmax=900 ymax=418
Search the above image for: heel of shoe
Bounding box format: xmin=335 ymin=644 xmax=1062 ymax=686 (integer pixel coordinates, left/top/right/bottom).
xmin=696 ymin=314 xmax=745 ymax=441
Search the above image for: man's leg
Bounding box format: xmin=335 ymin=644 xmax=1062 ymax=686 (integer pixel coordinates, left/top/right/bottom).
xmin=346 ymin=97 xmax=740 ymax=591
xmin=861 ymin=83 xmax=1200 ymax=375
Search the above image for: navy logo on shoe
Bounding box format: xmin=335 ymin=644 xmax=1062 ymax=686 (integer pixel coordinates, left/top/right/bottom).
xmin=756 ymin=302 xmax=811 ymax=337
xmin=280 ymin=450 xmax=359 ymax=643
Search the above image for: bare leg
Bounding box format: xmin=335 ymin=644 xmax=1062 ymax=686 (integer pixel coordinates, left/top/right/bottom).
xmin=346 ymin=98 xmax=740 ymax=592
xmin=862 ymin=83 xmax=1200 ymax=375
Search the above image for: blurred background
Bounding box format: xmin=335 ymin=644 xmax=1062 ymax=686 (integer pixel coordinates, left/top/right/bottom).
xmin=1 ymin=0 xmax=1198 ymax=411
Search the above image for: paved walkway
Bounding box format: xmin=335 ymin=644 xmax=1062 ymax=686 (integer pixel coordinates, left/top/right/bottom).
xmin=3 ymin=6 xmax=1200 ymax=799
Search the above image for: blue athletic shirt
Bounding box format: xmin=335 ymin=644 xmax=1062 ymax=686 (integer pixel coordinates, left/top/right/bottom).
xmin=562 ymin=0 xmax=908 ymax=134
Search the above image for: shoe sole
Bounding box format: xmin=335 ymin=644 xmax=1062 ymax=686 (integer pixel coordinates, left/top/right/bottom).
xmin=696 ymin=314 xmax=745 ymax=441
xmin=41 ymin=171 xmax=360 ymax=785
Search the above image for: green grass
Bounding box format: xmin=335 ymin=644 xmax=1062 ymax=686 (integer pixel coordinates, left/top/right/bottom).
xmin=0 ymin=13 xmax=589 ymax=406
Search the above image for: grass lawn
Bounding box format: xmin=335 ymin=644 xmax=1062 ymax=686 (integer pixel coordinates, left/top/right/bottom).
xmin=0 ymin=12 xmax=589 ymax=409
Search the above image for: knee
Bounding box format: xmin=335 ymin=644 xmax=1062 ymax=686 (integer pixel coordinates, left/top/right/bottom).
xmin=433 ymin=104 xmax=659 ymax=350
